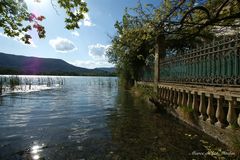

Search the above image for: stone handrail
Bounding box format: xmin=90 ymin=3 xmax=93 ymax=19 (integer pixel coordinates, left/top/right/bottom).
xmin=137 ymin=81 xmax=240 ymax=130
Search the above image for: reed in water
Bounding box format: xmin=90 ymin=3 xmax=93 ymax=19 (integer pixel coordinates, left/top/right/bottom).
xmin=0 ymin=76 xmax=65 ymax=95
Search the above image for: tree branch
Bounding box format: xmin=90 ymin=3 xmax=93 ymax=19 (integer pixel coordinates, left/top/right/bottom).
xmin=51 ymin=0 xmax=59 ymax=15
xmin=180 ymin=6 xmax=211 ymax=25
xmin=215 ymin=0 xmax=229 ymax=19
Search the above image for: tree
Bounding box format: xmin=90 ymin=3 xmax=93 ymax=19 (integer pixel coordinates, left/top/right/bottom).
xmin=0 ymin=0 xmax=88 ymax=44
xmin=107 ymin=10 xmax=155 ymax=84
xmin=107 ymin=0 xmax=240 ymax=85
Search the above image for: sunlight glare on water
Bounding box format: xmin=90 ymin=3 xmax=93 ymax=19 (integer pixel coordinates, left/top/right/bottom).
xmin=31 ymin=143 xmax=44 ymax=160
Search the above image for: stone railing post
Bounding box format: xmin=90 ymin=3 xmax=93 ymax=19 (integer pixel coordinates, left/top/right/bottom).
xmin=161 ymin=88 xmax=165 ymax=100
xmin=173 ymin=89 xmax=178 ymax=108
xmin=238 ymin=113 xmax=240 ymax=127
xmin=207 ymin=94 xmax=215 ymax=124
xmin=165 ymin=88 xmax=170 ymax=102
xmin=187 ymin=91 xmax=192 ymax=108
xmin=164 ymin=88 xmax=167 ymax=101
xmin=165 ymin=88 xmax=168 ymax=100
xmin=227 ymin=97 xmax=238 ymax=128
xmin=177 ymin=90 xmax=182 ymax=107
xmin=192 ymin=92 xmax=199 ymax=113
xmin=199 ymin=93 xmax=207 ymax=121
xmin=159 ymin=87 xmax=163 ymax=98
xmin=181 ymin=90 xmax=187 ymax=107
xmin=169 ymin=88 xmax=174 ymax=106
xmin=160 ymin=87 xmax=164 ymax=99
xmin=216 ymin=96 xmax=227 ymax=128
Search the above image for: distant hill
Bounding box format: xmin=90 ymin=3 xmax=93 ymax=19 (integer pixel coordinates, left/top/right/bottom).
xmin=0 ymin=52 xmax=116 ymax=76
xmin=95 ymin=67 xmax=116 ymax=73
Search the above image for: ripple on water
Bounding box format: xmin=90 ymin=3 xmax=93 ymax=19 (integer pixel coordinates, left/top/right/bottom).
xmin=68 ymin=129 xmax=91 ymax=143
xmin=0 ymin=77 xmax=233 ymax=160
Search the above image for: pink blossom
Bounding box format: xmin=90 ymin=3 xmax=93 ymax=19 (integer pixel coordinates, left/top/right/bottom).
xmin=29 ymin=13 xmax=36 ymax=22
xmin=37 ymin=16 xmax=45 ymax=21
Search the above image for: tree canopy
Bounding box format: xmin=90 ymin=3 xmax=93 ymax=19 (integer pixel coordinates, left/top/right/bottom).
xmin=107 ymin=0 xmax=240 ymax=82
xmin=0 ymin=0 xmax=88 ymax=44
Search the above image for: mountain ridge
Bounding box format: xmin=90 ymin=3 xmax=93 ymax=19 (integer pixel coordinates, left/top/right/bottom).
xmin=0 ymin=52 xmax=115 ymax=76
xmin=94 ymin=67 xmax=116 ymax=73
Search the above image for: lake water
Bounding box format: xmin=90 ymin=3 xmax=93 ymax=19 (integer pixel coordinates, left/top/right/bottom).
xmin=0 ymin=76 xmax=234 ymax=160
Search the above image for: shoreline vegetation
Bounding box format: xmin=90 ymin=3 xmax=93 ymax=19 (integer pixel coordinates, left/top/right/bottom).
xmin=0 ymin=76 xmax=65 ymax=96
xmin=0 ymin=75 xmax=118 ymax=96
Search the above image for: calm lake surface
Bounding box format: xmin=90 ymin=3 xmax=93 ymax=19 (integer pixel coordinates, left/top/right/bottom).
xmin=0 ymin=76 xmax=233 ymax=160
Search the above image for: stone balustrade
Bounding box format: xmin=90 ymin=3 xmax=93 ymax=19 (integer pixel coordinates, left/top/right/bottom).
xmin=157 ymin=83 xmax=240 ymax=129
xmin=137 ymin=81 xmax=240 ymax=130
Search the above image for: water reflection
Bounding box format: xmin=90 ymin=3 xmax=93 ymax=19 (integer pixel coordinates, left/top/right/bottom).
xmin=0 ymin=76 xmax=235 ymax=160
xmin=31 ymin=143 xmax=44 ymax=160
xmin=107 ymin=90 xmax=232 ymax=159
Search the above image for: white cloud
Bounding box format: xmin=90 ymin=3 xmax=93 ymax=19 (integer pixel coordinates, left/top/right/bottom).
xmin=69 ymin=60 xmax=114 ymax=69
xmin=49 ymin=37 xmax=77 ymax=53
xmin=71 ymin=31 xmax=80 ymax=37
xmin=69 ymin=43 xmax=113 ymax=69
xmin=88 ymin=43 xmax=110 ymax=60
xmin=78 ymin=13 xmax=95 ymax=27
xmin=0 ymin=32 xmax=37 ymax=48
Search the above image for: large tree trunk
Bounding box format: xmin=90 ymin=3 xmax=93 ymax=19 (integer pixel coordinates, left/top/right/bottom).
xmin=154 ymin=36 xmax=165 ymax=93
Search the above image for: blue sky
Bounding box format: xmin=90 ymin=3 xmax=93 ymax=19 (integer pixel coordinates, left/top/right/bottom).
xmin=0 ymin=0 xmax=159 ymax=69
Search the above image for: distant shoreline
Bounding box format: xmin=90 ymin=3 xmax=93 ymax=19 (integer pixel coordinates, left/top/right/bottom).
xmin=0 ymin=66 xmax=116 ymax=77
xmin=0 ymin=73 xmax=117 ymax=77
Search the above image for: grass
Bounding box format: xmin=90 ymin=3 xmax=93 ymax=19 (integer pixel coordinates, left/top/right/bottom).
xmin=230 ymin=124 xmax=239 ymax=130
xmin=181 ymin=105 xmax=194 ymax=113
xmin=231 ymin=136 xmax=240 ymax=156
xmin=132 ymin=83 xmax=156 ymax=100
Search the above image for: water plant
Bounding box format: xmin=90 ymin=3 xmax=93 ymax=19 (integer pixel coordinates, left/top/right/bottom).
xmin=0 ymin=77 xmax=2 ymax=95
xmin=0 ymin=76 xmax=65 ymax=95
xmin=9 ymin=76 xmax=20 ymax=90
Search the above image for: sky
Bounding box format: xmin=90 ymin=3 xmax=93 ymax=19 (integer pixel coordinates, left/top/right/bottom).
xmin=0 ymin=0 xmax=159 ymax=69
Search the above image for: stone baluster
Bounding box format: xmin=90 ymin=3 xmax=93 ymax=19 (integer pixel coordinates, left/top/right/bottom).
xmin=187 ymin=91 xmax=192 ymax=108
xmin=158 ymin=87 xmax=161 ymax=98
xmin=173 ymin=89 xmax=178 ymax=108
xmin=199 ymin=93 xmax=207 ymax=121
xmin=160 ymin=87 xmax=164 ymax=99
xmin=156 ymin=86 xmax=160 ymax=98
xmin=166 ymin=88 xmax=170 ymax=102
xmin=163 ymin=88 xmax=167 ymax=100
xmin=181 ymin=90 xmax=187 ymax=107
xmin=216 ymin=96 xmax=227 ymax=128
xmin=177 ymin=90 xmax=182 ymax=107
xmin=207 ymin=94 xmax=215 ymax=124
xmin=159 ymin=87 xmax=162 ymax=98
xmin=161 ymin=88 xmax=165 ymax=100
xmin=192 ymin=92 xmax=199 ymax=113
xmin=164 ymin=88 xmax=167 ymax=101
xmin=238 ymin=113 xmax=240 ymax=127
xmin=227 ymin=97 xmax=238 ymax=128
xmin=168 ymin=88 xmax=172 ymax=101
xmin=169 ymin=88 xmax=174 ymax=106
